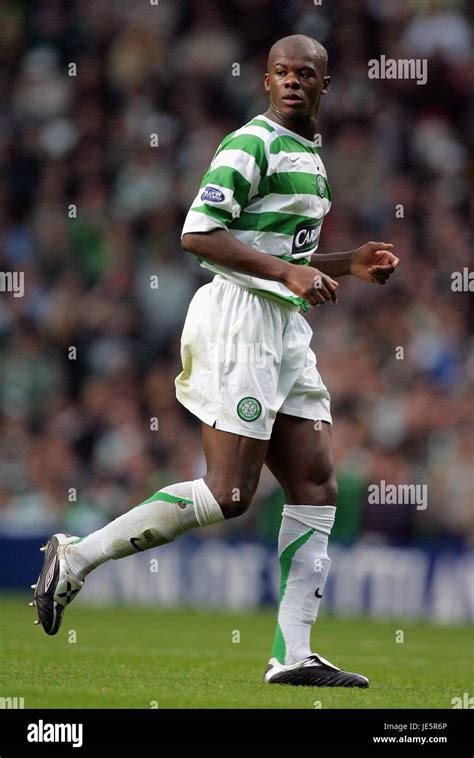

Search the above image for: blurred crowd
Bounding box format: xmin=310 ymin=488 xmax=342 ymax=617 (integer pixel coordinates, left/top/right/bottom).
xmin=0 ymin=0 xmax=472 ymax=546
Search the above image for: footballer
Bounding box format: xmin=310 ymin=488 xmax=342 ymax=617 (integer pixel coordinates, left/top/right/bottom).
xmin=32 ymin=35 xmax=399 ymax=688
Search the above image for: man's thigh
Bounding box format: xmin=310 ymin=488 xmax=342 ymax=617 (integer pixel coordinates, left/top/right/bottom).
xmin=202 ymin=423 xmax=270 ymax=513
xmin=265 ymin=414 xmax=336 ymax=505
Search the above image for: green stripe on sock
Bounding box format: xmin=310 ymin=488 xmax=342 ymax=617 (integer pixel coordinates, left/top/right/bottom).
xmin=140 ymin=491 xmax=193 ymax=506
xmin=271 ymin=527 xmax=315 ymax=663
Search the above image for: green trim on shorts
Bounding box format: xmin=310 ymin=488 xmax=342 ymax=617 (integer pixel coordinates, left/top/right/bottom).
xmin=248 ymin=286 xmax=310 ymax=313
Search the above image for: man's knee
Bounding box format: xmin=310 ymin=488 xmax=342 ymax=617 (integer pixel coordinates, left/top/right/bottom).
xmin=204 ymin=476 xmax=258 ymax=519
xmin=285 ymin=474 xmax=338 ymax=507
xmin=318 ymin=474 xmax=338 ymax=506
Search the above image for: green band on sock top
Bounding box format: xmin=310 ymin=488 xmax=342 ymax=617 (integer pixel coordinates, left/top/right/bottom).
xmin=271 ymin=527 xmax=316 ymax=663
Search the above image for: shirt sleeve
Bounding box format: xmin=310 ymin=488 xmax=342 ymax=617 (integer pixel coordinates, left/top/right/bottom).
xmin=181 ymin=131 xmax=268 ymax=237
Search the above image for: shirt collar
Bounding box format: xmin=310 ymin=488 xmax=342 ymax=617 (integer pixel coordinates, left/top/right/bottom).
xmin=258 ymin=114 xmax=318 ymax=147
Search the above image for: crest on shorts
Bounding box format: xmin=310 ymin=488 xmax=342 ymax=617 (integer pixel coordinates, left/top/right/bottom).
xmin=237 ymin=397 xmax=262 ymax=422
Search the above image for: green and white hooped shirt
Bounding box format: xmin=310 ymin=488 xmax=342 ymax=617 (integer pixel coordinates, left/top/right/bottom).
xmin=181 ymin=113 xmax=332 ymax=311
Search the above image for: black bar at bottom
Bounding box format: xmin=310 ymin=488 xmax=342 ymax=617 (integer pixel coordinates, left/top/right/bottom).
xmin=0 ymin=708 xmax=471 ymax=755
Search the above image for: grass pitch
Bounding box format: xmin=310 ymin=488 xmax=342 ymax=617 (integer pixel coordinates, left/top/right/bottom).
xmin=0 ymin=594 xmax=471 ymax=709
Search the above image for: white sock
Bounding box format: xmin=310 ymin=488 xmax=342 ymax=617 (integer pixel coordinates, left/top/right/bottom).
xmin=65 ymin=478 xmax=224 ymax=580
xmin=271 ymin=504 xmax=336 ymax=665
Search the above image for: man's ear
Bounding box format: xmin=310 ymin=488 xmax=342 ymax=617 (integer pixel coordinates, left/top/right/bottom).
xmin=263 ymin=72 xmax=270 ymax=93
xmin=322 ymin=75 xmax=330 ymax=95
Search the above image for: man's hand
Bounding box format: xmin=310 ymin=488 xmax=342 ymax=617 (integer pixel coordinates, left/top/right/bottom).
xmin=350 ymin=242 xmax=400 ymax=284
xmin=284 ymin=265 xmax=338 ymax=306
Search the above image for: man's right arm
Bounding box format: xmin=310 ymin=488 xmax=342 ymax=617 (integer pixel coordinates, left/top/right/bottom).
xmin=182 ymin=229 xmax=338 ymax=306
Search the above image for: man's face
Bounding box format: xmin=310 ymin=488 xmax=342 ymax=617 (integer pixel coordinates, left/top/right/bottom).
xmin=264 ymin=53 xmax=330 ymax=119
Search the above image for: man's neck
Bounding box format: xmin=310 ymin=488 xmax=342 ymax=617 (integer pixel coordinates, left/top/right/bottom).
xmin=263 ymin=106 xmax=318 ymax=142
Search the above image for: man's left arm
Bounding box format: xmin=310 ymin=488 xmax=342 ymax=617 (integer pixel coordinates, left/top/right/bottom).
xmin=310 ymin=241 xmax=399 ymax=284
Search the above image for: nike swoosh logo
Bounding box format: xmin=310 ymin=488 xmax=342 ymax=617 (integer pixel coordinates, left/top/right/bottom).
xmin=315 ymin=587 xmax=323 ymax=598
xmin=130 ymin=538 xmax=144 ymax=552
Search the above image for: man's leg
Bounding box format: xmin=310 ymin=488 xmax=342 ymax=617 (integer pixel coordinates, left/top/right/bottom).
xmin=32 ymin=424 xmax=269 ymax=635
xmin=263 ymin=413 xmax=368 ymax=687
xmin=266 ymin=415 xmax=337 ymax=665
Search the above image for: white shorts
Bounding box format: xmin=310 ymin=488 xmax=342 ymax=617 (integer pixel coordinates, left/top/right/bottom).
xmin=175 ymin=276 xmax=332 ymax=440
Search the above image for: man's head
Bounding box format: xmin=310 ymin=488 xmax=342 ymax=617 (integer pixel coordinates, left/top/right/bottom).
xmin=264 ymin=35 xmax=330 ymax=123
